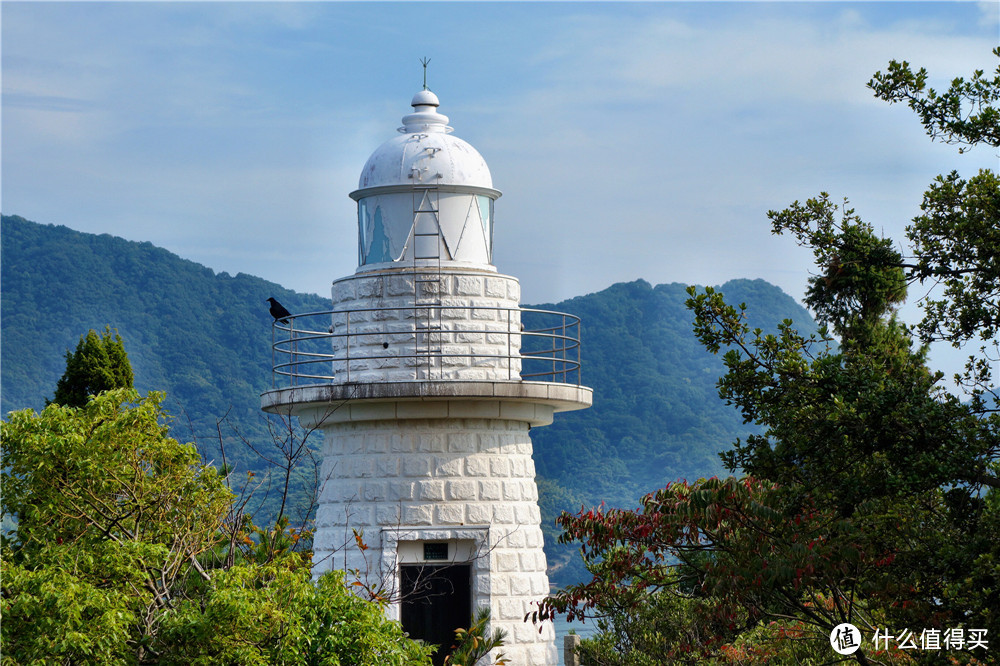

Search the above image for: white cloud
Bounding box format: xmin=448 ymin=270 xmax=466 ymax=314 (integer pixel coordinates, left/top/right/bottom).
xmin=469 ymin=5 xmax=996 ymax=304
xmin=525 ymin=7 xmax=994 ymax=111
xmin=979 ymin=0 xmax=1000 ymax=28
xmin=3 ymin=1 xmax=995 ymax=320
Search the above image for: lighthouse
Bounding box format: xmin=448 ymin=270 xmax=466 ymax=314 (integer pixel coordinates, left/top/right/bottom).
xmin=262 ymin=87 xmax=592 ymax=665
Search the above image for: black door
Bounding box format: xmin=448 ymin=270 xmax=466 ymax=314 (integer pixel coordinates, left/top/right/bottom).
xmin=400 ymin=564 xmax=472 ymax=666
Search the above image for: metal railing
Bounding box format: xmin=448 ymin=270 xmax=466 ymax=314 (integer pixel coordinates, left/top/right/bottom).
xmin=269 ymin=306 xmax=582 ymax=388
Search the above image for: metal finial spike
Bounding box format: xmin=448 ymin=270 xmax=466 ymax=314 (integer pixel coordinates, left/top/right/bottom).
xmin=420 ymin=57 xmax=431 ymax=91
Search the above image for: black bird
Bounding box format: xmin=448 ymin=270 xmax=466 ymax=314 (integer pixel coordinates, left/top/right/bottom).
xmin=267 ymin=297 xmax=292 ymax=324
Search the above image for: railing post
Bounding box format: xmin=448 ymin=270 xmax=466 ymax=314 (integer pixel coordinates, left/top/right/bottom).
xmin=551 ymin=319 xmax=557 ymax=381
xmin=290 ymin=317 xmax=297 ymax=387
xmin=561 ymin=315 xmax=567 ymax=384
xmin=345 ymin=311 xmax=351 ymax=384
xmin=507 ymin=308 xmax=512 ymax=380
xmin=576 ymin=318 xmax=581 ymax=386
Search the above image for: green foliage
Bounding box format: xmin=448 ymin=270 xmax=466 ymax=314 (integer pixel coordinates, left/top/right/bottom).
xmin=569 ymin=578 xmax=871 ymax=666
xmin=158 ymin=565 xmax=435 ymax=666
xmin=689 ymin=278 xmax=990 ymax=515
xmin=872 ymin=48 xmax=1000 ymax=403
xmin=2 ymin=389 xmax=233 ymax=662
xmin=2 ymin=563 xmax=136 ymax=665
xmin=767 ymin=195 xmax=906 ymax=342
xmin=909 ymin=169 xmax=1000 ymax=374
xmin=1 ymin=214 xmax=330 ymax=533
xmin=544 ymin=50 xmax=1000 ymax=664
xmin=1 ymin=389 xmax=434 ymax=665
xmin=541 ymin=478 xmax=886 ymax=653
xmin=3 ymin=389 xmax=232 ymax=571
xmin=51 ymin=326 xmax=134 ymax=407
xmin=571 ymin=572 xmax=734 ymax=666
xmin=685 ymin=203 xmax=998 ymax=653
xmin=868 ymin=46 xmax=1000 ymax=151
xmin=444 ymin=607 xmax=508 ymax=666
xmin=544 ymin=475 xmax=995 ymax=663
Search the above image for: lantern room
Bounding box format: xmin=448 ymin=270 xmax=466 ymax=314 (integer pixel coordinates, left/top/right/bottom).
xmin=350 ymin=90 xmax=501 ymax=269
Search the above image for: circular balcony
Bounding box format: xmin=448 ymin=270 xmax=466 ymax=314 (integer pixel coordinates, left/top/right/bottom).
xmin=266 ymin=306 xmax=585 ymax=387
xmin=260 ymin=305 xmax=592 ymax=425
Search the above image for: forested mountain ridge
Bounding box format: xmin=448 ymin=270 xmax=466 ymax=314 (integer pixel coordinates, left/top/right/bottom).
xmin=528 ymin=279 xmax=819 ymax=580
xmin=1 ymin=214 xmax=330 ymax=481
xmin=2 ymin=215 xmax=329 ymax=411
xmin=1 ymin=214 xmax=817 ymax=586
xmin=531 ymin=278 xmax=815 ymax=505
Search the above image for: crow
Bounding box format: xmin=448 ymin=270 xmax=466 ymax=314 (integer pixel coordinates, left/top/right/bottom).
xmin=267 ymin=297 xmax=292 ymax=323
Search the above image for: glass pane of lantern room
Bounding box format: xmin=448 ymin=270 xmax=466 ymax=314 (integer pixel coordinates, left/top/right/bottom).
xmin=357 ymin=199 xmax=369 ymax=265
xmin=477 ymin=196 xmax=491 ymax=240
xmin=366 ymin=207 xmax=392 ymax=264
xmin=413 ymin=234 xmax=440 ymax=260
xmin=477 ymin=196 xmax=493 ymax=259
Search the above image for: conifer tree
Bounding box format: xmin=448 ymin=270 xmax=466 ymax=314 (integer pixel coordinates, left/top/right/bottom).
xmin=50 ymin=326 xmax=134 ymax=407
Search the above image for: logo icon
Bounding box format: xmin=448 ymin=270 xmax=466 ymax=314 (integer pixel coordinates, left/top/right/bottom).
xmin=831 ymin=623 xmax=862 ymax=655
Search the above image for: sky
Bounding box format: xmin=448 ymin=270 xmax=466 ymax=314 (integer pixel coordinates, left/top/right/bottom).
xmin=3 ymin=1 xmax=998 ymax=378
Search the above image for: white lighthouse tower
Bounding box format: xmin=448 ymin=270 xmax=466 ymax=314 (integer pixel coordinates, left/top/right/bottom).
xmin=262 ymin=87 xmax=592 ymax=665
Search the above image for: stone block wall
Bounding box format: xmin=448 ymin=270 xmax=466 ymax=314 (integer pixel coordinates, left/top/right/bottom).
xmin=329 ymin=270 xmax=522 ymax=382
xmin=311 ymin=415 xmax=557 ymax=665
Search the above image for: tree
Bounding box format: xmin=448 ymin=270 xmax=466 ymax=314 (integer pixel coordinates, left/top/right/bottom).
xmin=869 ymin=47 xmax=1000 ymax=405
xmin=906 ymin=168 xmax=1000 ymax=344
xmin=868 ymin=46 xmax=999 ymax=151
xmin=2 ymin=389 xmax=233 ymax=662
xmin=154 ymin=566 xmax=436 ymax=665
xmin=50 ymin=326 xmax=134 ymax=407
xmin=540 ymin=52 xmax=999 ymax=665
xmin=1 ymin=389 xmax=435 ymax=665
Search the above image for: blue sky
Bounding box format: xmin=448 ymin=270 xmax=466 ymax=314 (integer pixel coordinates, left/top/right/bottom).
xmin=3 ymin=2 xmax=997 ymax=376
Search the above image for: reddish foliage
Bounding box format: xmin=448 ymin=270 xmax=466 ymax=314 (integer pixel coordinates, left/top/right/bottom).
xmin=540 ymin=476 xmax=910 ymax=658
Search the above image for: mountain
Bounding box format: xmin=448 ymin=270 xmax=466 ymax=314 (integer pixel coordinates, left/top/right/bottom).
xmin=527 ymin=279 xmax=818 ymax=581
xmin=1 ymin=214 xmax=817 ymax=586
xmin=1 ymin=214 xmax=331 ymax=523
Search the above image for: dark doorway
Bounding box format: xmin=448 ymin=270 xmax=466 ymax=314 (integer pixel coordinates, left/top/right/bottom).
xmin=400 ymin=564 xmax=472 ymax=666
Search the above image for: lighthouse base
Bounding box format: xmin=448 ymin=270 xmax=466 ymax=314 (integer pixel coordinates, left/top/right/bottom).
xmin=311 ymin=415 xmax=557 ymax=666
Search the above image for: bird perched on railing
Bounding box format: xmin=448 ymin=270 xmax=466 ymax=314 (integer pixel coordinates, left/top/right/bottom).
xmin=267 ymin=297 xmax=292 ymax=324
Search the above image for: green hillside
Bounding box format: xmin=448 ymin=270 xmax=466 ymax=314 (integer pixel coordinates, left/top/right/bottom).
xmin=1 ymin=214 xmax=331 ymax=524
xmin=533 ymin=280 xmax=802 ymax=491
xmin=1 ymin=214 xmax=817 ymax=586
xmin=527 ymin=279 xmax=818 ymax=582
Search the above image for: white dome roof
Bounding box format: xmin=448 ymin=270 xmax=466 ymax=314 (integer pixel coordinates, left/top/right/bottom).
xmin=355 ymin=90 xmax=494 ymax=192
